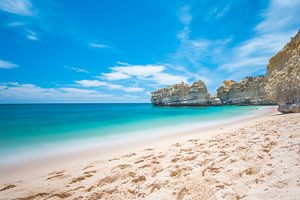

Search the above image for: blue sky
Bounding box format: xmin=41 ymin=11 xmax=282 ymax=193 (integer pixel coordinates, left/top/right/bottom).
xmin=0 ymin=0 xmax=299 ymax=103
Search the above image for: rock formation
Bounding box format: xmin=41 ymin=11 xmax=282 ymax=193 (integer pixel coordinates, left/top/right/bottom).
xmin=216 ymin=76 xmax=275 ymax=105
xmin=151 ymin=80 xmax=222 ymax=106
xmin=265 ymin=30 xmax=300 ymax=113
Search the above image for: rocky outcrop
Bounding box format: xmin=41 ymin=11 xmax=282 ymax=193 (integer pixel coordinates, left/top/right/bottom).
xmin=216 ymin=76 xmax=275 ymax=105
xmin=265 ymin=30 xmax=300 ymax=113
xmin=151 ymin=80 xmax=222 ymax=106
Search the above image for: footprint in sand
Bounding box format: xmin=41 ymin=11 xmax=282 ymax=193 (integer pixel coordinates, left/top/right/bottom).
xmin=151 ymin=166 xmax=163 ymax=177
xmin=184 ymin=155 xmax=198 ymax=161
xmin=84 ymin=170 xmax=97 ymax=177
xmin=149 ymin=182 xmax=161 ymax=193
xmin=82 ymin=164 xmax=94 ymax=170
xmin=0 ymin=184 xmax=16 ymax=192
xmin=70 ymin=170 xmax=96 ymax=184
xmin=47 ymin=170 xmax=68 ymax=181
xmin=20 ymin=192 xmax=50 ymax=200
xmin=122 ymin=152 xmax=136 ymax=158
xmin=139 ymin=163 xmax=151 ymax=169
xmin=239 ymin=167 xmax=259 ymax=177
xmin=49 ymin=192 xmax=72 ymax=199
xmin=85 ymin=175 xmax=118 ymax=192
xmin=132 ymin=175 xmax=146 ymax=183
xmin=70 ymin=176 xmax=87 ymax=184
xmin=144 ymin=148 xmax=154 ymax=151
xmin=111 ymin=164 xmax=131 ymax=171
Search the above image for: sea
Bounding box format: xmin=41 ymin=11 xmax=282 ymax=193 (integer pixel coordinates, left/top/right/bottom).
xmin=0 ymin=103 xmax=266 ymax=165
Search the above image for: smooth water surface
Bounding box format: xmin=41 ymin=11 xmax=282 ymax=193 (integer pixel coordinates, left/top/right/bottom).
xmin=0 ymin=103 xmax=262 ymax=156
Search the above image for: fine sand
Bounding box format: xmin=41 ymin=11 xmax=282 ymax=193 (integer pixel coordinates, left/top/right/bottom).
xmin=0 ymin=106 xmax=299 ymax=200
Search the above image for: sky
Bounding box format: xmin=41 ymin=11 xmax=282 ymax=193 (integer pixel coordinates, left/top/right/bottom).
xmin=0 ymin=0 xmax=299 ymax=103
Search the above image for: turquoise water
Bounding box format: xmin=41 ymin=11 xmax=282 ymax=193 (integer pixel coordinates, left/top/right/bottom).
xmin=0 ymin=103 xmax=262 ymax=157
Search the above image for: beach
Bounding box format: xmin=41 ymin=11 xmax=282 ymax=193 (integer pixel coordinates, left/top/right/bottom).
xmin=0 ymin=106 xmax=299 ymax=199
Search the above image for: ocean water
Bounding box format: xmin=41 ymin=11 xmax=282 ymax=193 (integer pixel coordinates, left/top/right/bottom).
xmin=0 ymin=103 xmax=263 ymax=159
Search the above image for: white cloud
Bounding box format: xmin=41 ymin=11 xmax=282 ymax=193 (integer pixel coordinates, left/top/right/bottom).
xmin=75 ymin=80 xmax=107 ymax=87
xmin=65 ymin=66 xmax=89 ymax=73
xmin=122 ymin=87 xmax=144 ymax=92
xmin=26 ymin=29 xmax=38 ymax=41
xmin=0 ymin=59 xmax=18 ymax=69
xmin=60 ymin=87 xmax=99 ymax=95
xmin=150 ymin=73 xmax=188 ymax=85
xmin=179 ymin=5 xmax=192 ymax=25
xmin=75 ymin=80 xmax=144 ymax=93
xmin=100 ymin=64 xmax=187 ymax=86
xmin=116 ymin=61 xmax=130 ymax=66
xmin=8 ymin=21 xmax=24 ymax=27
xmin=235 ymin=34 xmax=291 ymax=57
xmin=166 ymin=6 xmax=231 ymax=86
xmin=206 ymin=1 xmax=232 ymax=21
xmin=0 ymin=82 xmax=116 ymax=103
xmin=165 ymin=4 xmax=232 ymax=87
xmin=101 ymin=72 xmax=130 ymax=81
xmin=162 ymin=1 xmax=300 ymax=94
xmin=219 ymin=0 xmax=300 ymax=74
xmin=220 ymin=57 xmax=268 ymax=71
xmin=215 ymin=2 xmax=231 ymax=19
xmin=88 ymin=43 xmax=109 ymax=48
xmin=0 ymin=0 xmax=33 ymax=16
xmin=110 ymin=65 xmax=165 ymax=77
xmin=255 ymin=0 xmax=300 ymax=34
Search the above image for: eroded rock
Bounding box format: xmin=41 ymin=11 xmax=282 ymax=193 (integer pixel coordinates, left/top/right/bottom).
xmin=151 ymin=80 xmax=221 ymax=106
xmin=265 ymin=30 xmax=300 ymax=113
xmin=216 ymin=76 xmax=275 ymax=105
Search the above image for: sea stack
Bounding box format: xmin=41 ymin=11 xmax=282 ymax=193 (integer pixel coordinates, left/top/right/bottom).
xmin=151 ymin=80 xmax=221 ymax=106
xmin=216 ymin=76 xmax=275 ymax=105
xmin=265 ymin=30 xmax=300 ymax=113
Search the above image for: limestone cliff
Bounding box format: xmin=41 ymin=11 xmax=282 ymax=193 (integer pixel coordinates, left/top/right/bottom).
xmin=265 ymin=30 xmax=300 ymax=113
xmin=151 ymin=80 xmax=221 ymax=106
xmin=216 ymin=76 xmax=275 ymax=105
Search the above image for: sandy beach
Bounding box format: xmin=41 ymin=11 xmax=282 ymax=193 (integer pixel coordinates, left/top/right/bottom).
xmin=0 ymin=106 xmax=299 ymax=200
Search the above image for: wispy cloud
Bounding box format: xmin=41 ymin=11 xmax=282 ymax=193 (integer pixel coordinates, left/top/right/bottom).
xmin=179 ymin=5 xmax=192 ymax=26
xmin=206 ymin=1 xmax=232 ymax=21
xmin=0 ymin=0 xmax=34 ymax=16
xmin=88 ymin=42 xmax=109 ymax=48
xmin=65 ymin=66 xmax=89 ymax=73
xmin=0 ymin=0 xmax=39 ymax=41
xmin=255 ymin=0 xmax=300 ymax=34
xmin=116 ymin=61 xmax=130 ymax=66
xmin=164 ymin=5 xmax=231 ymax=86
xmin=101 ymin=65 xmax=187 ymax=85
xmin=108 ymin=65 xmax=165 ymax=77
xmin=75 ymin=80 xmax=144 ymax=93
xmin=219 ymin=0 xmax=300 ymax=74
xmin=0 ymin=59 xmax=18 ymax=69
xmin=8 ymin=21 xmax=24 ymax=27
xmin=102 ymin=72 xmax=130 ymax=81
xmin=165 ymin=1 xmax=299 ymax=93
xmin=75 ymin=80 xmax=107 ymax=87
xmin=0 ymin=82 xmax=116 ymax=103
xmin=26 ymin=29 xmax=39 ymax=41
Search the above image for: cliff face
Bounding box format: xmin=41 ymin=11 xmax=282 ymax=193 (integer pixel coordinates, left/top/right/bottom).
xmin=151 ymin=80 xmax=221 ymax=106
xmin=265 ymin=30 xmax=300 ymax=113
xmin=216 ymin=76 xmax=275 ymax=105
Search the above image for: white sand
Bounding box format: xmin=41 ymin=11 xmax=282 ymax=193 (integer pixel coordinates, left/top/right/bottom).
xmin=0 ymin=106 xmax=299 ymax=200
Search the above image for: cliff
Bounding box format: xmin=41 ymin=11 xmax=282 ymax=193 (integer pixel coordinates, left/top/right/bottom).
xmin=265 ymin=30 xmax=300 ymax=113
xmin=151 ymin=80 xmax=222 ymax=106
xmin=216 ymin=76 xmax=275 ymax=105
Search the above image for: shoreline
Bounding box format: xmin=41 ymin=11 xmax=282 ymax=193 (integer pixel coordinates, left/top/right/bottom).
xmin=0 ymin=106 xmax=276 ymax=184
xmin=1 ymin=105 xmax=299 ymax=199
xmin=0 ymin=105 xmax=263 ymax=166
